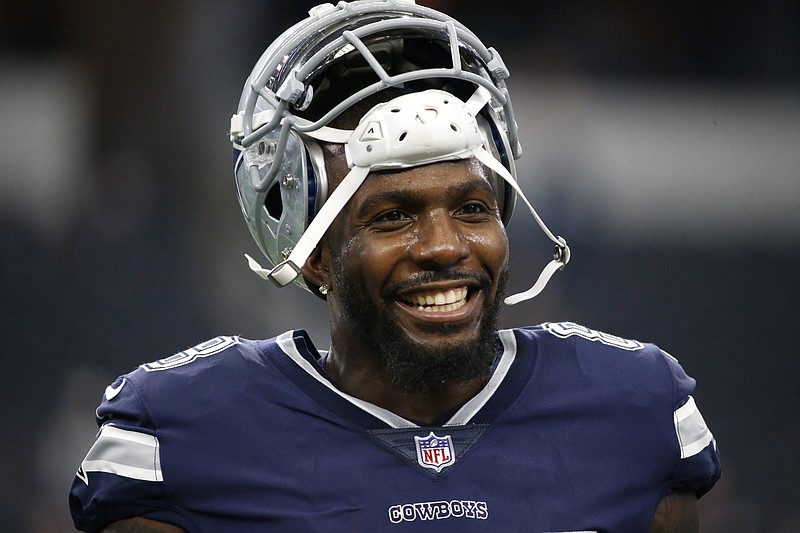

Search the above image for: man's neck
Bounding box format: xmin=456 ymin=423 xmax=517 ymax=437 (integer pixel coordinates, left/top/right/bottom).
xmin=324 ymin=345 xmax=487 ymax=425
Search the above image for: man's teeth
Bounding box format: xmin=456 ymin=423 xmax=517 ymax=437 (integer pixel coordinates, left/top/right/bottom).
xmin=405 ymin=287 xmax=468 ymax=312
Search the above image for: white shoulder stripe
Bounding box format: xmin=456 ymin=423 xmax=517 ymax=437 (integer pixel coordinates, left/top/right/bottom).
xmin=79 ymin=425 xmax=163 ymax=483
xmin=673 ymin=396 xmax=714 ymax=459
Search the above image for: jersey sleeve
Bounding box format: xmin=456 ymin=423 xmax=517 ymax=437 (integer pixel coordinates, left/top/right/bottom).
xmin=68 ymin=373 xmax=193 ymax=533
xmin=659 ymin=349 xmax=721 ymax=497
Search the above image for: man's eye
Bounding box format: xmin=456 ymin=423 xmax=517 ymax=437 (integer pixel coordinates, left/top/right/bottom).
xmin=458 ymin=202 xmax=487 ymax=215
xmin=374 ymin=210 xmax=410 ymax=224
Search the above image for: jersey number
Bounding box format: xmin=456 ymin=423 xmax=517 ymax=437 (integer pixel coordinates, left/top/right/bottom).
xmin=543 ymin=322 xmax=644 ymax=351
xmin=140 ymin=336 xmax=239 ymax=372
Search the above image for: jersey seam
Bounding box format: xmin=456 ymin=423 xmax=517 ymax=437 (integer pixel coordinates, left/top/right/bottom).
xmin=122 ymin=375 xmax=196 ymax=530
xmin=653 ymin=347 xmax=684 ymax=499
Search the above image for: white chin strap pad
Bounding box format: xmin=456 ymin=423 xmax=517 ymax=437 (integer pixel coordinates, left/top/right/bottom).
xmin=247 ymin=88 xmax=569 ymax=304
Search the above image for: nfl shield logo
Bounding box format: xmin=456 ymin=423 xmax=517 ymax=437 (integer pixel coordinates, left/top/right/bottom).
xmin=414 ymin=431 xmax=456 ymax=472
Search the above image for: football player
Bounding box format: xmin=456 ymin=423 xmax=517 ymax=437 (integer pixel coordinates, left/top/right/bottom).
xmin=70 ymin=1 xmax=720 ymax=531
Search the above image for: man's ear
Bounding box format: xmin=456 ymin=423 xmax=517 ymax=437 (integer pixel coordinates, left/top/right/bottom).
xmin=300 ymin=241 xmax=330 ymax=290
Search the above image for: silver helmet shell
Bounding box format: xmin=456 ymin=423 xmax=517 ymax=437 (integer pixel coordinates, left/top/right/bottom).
xmin=230 ymin=0 xmax=522 ymax=294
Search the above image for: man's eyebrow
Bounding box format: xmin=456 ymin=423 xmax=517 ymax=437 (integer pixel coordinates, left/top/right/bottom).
xmin=354 ymin=189 xmax=419 ymax=217
xmin=448 ymin=177 xmax=496 ymax=197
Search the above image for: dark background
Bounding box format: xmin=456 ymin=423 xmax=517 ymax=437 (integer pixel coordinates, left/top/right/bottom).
xmin=1 ymin=1 xmax=797 ymax=531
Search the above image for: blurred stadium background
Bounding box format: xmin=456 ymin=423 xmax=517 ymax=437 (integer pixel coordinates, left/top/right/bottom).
xmin=1 ymin=1 xmax=797 ymax=531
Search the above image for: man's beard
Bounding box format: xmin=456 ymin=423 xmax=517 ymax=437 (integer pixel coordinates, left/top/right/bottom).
xmin=333 ymin=266 xmax=508 ymax=395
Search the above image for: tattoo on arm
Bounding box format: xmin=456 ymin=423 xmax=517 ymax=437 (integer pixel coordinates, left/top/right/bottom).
xmin=102 ymin=517 xmax=186 ymax=533
xmin=650 ymin=491 xmax=700 ymax=533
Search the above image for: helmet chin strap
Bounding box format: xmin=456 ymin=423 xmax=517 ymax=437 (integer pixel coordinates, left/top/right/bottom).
xmin=470 ymin=147 xmax=570 ymax=304
xmin=247 ymin=163 xmax=371 ymax=287
xmin=246 ymin=88 xmax=569 ymax=305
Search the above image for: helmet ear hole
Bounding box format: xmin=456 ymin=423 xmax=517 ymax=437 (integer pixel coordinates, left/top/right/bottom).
xmin=264 ymin=183 xmax=283 ymax=220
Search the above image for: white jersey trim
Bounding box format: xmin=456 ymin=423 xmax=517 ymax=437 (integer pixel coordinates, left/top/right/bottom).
xmin=673 ymin=396 xmax=714 ymax=459
xmin=79 ymin=425 xmax=163 ymax=483
xmin=277 ymin=331 xmax=418 ymax=428
xmin=447 ymin=329 xmax=517 ymax=425
xmin=277 ymin=329 xmax=518 ymax=429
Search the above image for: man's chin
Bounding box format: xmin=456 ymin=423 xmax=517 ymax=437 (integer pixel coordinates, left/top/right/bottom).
xmin=377 ymin=320 xmax=499 ymax=395
xmin=335 ymin=266 xmax=509 ymax=394
xmin=396 ymin=316 xmax=484 ymax=345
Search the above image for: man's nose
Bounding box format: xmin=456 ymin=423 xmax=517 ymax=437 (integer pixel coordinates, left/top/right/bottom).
xmin=408 ymin=211 xmax=470 ymax=269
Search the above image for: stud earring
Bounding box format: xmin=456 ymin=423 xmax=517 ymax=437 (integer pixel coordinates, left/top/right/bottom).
xmin=319 ymin=283 xmax=329 ymax=295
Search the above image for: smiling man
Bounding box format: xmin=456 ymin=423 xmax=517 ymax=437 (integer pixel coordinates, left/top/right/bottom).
xmin=69 ymin=2 xmax=720 ymax=532
xmin=310 ymin=157 xmax=509 ymax=422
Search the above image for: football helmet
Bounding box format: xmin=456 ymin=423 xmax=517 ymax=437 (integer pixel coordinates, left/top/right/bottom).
xmin=230 ymin=0 xmax=568 ymax=304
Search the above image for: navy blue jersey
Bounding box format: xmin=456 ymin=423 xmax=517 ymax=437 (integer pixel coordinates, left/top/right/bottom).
xmin=70 ymin=323 xmax=720 ymax=532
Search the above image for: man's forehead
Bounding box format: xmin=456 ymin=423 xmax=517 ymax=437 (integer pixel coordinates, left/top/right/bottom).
xmin=325 ymin=146 xmax=492 ymax=191
xmin=369 ymin=159 xmax=491 ymax=187
xmin=349 ymin=159 xmax=495 ymax=209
